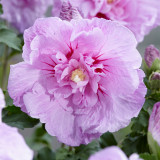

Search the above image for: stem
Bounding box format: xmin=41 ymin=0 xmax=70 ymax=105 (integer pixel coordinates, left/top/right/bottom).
xmin=69 ymin=146 xmax=73 ymax=152
xmin=1 ymin=45 xmax=8 ymax=90
xmin=61 ymin=143 xmax=65 ymax=148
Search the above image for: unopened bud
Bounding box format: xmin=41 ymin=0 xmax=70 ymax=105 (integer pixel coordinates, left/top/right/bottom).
xmin=144 ymin=45 xmax=160 ymax=68
xmin=59 ymin=1 xmax=82 ymax=21
xmin=151 ymin=71 xmax=160 ymax=80
xmin=149 ymin=71 xmax=160 ymax=90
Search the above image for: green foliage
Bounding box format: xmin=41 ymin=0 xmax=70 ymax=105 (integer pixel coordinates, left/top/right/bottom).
xmin=56 ymin=141 xmax=100 ymax=160
xmin=99 ymin=132 xmax=117 ymax=148
xmin=145 ymin=89 xmax=160 ymax=102
xmin=0 ymin=4 xmax=3 ymax=15
xmin=140 ymin=153 xmax=157 ymax=160
xmin=143 ymin=59 xmax=160 ymax=78
xmin=120 ymin=62 xmax=160 ymax=158
xmin=121 ymin=109 xmax=150 ymax=156
xmin=149 ymin=79 xmax=160 ymax=90
xmin=150 ymin=91 xmax=160 ymax=102
xmin=148 ymin=70 xmax=160 ymax=90
xmin=122 ymin=132 xmax=150 ymax=156
xmin=27 ymin=126 xmax=56 ymax=160
xmin=143 ymin=98 xmax=156 ymax=112
xmin=144 ymin=79 xmax=160 ymax=103
xmin=0 ymin=27 xmax=22 ymax=51
xmin=143 ymin=60 xmax=150 ymax=77
xmin=56 ymin=147 xmax=75 ymax=160
xmin=144 ymin=77 xmax=150 ymax=89
xmin=34 ymin=147 xmax=56 ymax=160
xmin=2 ymin=105 xmax=39 ymax=129
xmin=73 ymin=141 xmax=100 ymax=160
xmin=3 ymin=90 xmax=13 ymax=106
xmin=27 ymin=126 xmax=53 ymax=151
xmin=148 ymin=132 xmax=160 ymax=160
xmin=150 ymin=59 xmax=160 ymax=74
xmin=131 ymin=109 xmax=149 ymax=133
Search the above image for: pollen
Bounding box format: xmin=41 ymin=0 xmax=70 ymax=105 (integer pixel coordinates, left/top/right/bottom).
xmin=107 ymin=0 xmax=114 ymax=4
xmin=71 ymin=69 xmax=85 ymax=83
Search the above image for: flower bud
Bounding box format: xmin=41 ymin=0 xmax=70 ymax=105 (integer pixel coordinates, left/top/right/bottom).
xmin=59 ymin=1 xmax=82 ymax=21
xmin=149 ymin=71 xmax=160 ymax=90
xmin=144 ymin=45 xmax=160 ymax=68
xmin=151 ymin=71 xmax=160 ymax=80
xmin=148 ymin=102 xmax=160 ymax=159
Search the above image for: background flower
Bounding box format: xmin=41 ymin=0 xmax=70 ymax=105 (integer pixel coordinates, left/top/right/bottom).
xmin=0 ymin=89 xmax=33 ymax=160
xmin=88 ymin=146 xmax=142 ymax=160
xmin=8 ymin=17 xmax=146 ymax=146
xmin=0 ymin=123 xmax=33 ymax=160
xmin=1 ymin=0 xmax=53 ymax=33
xmin=61 ymin=0 xmax=160 ymax=42
xmin=148 ymin=102 xmax=160 ymax=146
xmin=88 ymin=146 xmax=128 ymax=160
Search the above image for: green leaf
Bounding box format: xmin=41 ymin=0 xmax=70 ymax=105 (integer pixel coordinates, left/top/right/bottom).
xmin=0 ymin=28 xmax=22 ymax=51
xmin=143 ymin=59 xmax=160 ymax=77
xmin=72 ymin=141 xmax=100 ymax=160
xmin=150 ymin=91 xmax=160 ymax=102
xmin=56 ymin=147 xmax=75 ymax=160
xmin=3 ymin=91 xmax=13 ymax=106
xmin=150 ymin=79 xmax=160 ymax=90
xmin=143 ymin=99 xmax=156 ymax=112
xmin=140 ymin=153 xmax=157 ymax=160
xmin=99 ymin=132 xmax=117 ymax=148
xmin=8 ymin=34 xmax=24 ymax=59
xmin=27 ymin=126 xmax=53 ymax=151
xmin=148 ymin=132 xmax=160 ymax=160
xmin=143 ymin=60 xmax=150 ymax=77
xmin=35 ymin=147 xmax=56 ymax=160
xmin=121 ymin=109 xmax=151 ymax=156
xmin=56 ymin=141 xmax=100 ymax=160
xmin=144 ymin=77 xmax=150 ymax=89
xmin=2 ymin=105 xmax=39 ymax=129
xmin=150 ymin=59 xmax=160 ymax=73
xmin=75 ymin=141 xmax=100 ymax=155
xmin=0 ymin=4 xmax=3 ymax=15
xmin=121 ymin=132 xmax=150 ymax=156
xmin=131 ymin=109 xmax=149 ymax=133
xmin=0 ymin=23 xmax=8 ymax=30
xmin=145 ymin=89 xmax=160 ymax=102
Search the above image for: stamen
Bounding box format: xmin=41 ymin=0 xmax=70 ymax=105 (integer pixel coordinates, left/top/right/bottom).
xmin=71 ymin=69 xmax=85 ymax=83
xmin=107 ymin=0 xmax=114 ymax=4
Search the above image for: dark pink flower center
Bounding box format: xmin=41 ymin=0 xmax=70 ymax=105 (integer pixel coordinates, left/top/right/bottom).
xmin=96 ymin=13 xmax=110 ymax=20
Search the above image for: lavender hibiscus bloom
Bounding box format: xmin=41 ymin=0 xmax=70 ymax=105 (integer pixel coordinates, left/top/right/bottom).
xmin=8 ymin=17 xmax=146 ymax=146
xmin=148 ymin=102 xmax=160 ymax=146
xmin=0 ymin=123 xmax=33 ymax=160
xmin=1 ymin=0 xmax=52 ymax=33
xmin=54 ymin=0 xmax=160 ymax=42
xmin=0 ymin=89 xmax=33 ymax=160
xmin=88 ymin=146 xmax=142 ymax=160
